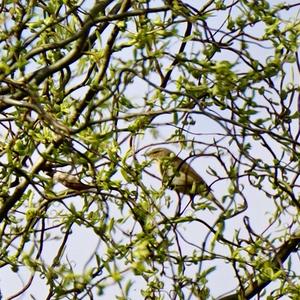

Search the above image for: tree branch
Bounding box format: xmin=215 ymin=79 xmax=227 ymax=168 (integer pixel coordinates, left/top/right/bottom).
xmin=217 ymin=230 xmax=300 ymax=300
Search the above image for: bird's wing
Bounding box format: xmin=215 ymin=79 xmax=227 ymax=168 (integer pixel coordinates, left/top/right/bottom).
xmin=171 ymin=156 xmax=208 ymax=186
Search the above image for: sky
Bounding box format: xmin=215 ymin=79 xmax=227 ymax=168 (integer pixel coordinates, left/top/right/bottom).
xmin=1 ymin=0 xmax=300 ymax=299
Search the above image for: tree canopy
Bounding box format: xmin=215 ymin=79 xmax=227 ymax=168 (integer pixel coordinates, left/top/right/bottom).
xmin=0 ymin=0 xmax=300 ymax=299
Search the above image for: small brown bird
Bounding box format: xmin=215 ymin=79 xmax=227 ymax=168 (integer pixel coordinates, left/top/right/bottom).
xmin=53 ymin=171 xmax=94 ymax=191
xmin=146 ymin=147 xmax=224 ymax=210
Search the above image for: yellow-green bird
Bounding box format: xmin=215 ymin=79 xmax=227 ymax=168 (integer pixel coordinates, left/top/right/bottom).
xmin=146 ymin=147 xmax=224 ymax=211
xmin=53 ymin=171 xmax=94 ymax=191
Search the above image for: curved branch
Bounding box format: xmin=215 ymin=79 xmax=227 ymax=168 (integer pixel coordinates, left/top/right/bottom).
xmin=29 ymin=0 xmax=115 ymax=85
xmin=217 ymin=230 xmax=300 ymax=300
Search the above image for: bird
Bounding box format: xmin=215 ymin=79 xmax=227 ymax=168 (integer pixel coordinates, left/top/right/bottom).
xmin=146 ymin=147 xmax=224 ymax=211
xmin=52 ymin=171 xmax=94 ymax=191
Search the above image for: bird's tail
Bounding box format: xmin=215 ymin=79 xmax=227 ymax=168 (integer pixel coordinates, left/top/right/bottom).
xmin=207 ymin=192 xmax=225 ymax=211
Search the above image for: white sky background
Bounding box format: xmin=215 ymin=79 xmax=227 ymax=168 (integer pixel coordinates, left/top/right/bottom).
xmin=1 ymin=0 xmax=300 ymax=299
